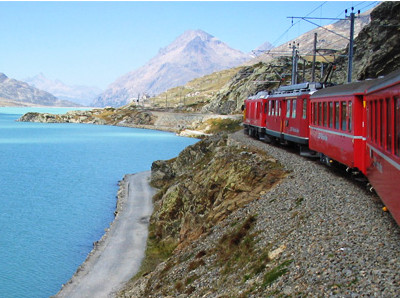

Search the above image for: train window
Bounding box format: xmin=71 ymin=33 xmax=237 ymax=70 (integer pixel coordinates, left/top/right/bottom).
xmin=375 ymin=100 xmax=379 ymax=143
xmin=270 ymin=100 xmax=274 ymax=116
xmin=367 ymin=102 xmax=371 ymax=140
xmin=335 ymin=102 xmax=340 ymax=130
xmin=341 ymin=102 xmax=347 ymax=131
xmin=313 ymin=103 xmax=317 ymax=125
xmin=323 ymin=102 xmax=327 ymax=127
xmin=302 ymin=99 xmax=307 ymax=119
xmin=329 ymin=102 xmax=333 ymax=128
xmin=277 ymin=100 xmax=281 ymax=116
xmin=395 ymin=97 xmax=400 ymax=157
xmin=286 ymin=100 xmax=291 ymax=118
xmin=386 ymin=98 xmax=392 ymax=152
xmin=380 ymin=99 xmax=384 ymax=147
xmin=318 ymin=102 xmax=322 ymax=126
xmin=292 ymin=100 xmax=297 ymax=118
xmin=264 ymin=101 xmax=268 ymax=114
xmin=348 ymin=101 xmax=352 ymax=132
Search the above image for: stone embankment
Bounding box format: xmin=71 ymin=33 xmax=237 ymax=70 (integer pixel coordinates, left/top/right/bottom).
xmin=118 ymin=131 xmax=400 ymax=297
xmin=18 ymin=107 xmax=241 ymax=137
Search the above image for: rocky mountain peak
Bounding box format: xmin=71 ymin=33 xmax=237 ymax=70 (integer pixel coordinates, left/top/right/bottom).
xmin=0 ymin=73 xmax=8 ymax=83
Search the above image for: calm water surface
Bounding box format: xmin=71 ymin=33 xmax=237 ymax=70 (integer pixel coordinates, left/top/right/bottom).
xmin=0 ymin=107 xmax=197 ymax=297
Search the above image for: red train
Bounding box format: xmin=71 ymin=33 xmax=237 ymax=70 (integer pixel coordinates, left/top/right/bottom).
xmin=243 ymin=69 xmax=400 ymax=226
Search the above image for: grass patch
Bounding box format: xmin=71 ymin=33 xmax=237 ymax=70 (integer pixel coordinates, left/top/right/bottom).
xmin=203 ymin=118 xmax=242 ymax=134
xmin=262 ymin=259 xmax=293 ymax=288
xmin=131 ymin=223 xmax=178 ymax=281
xmin=216 ymin=215 xmax=259 ymax=275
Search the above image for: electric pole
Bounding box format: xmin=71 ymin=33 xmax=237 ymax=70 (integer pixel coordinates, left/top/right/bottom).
xmin=312 ymin=33 xmax=317 ymax=82
xmin=347 ymin=7 xmax=356 ymax=83
xmin=289 ymin=41 xmax=299 ymax=85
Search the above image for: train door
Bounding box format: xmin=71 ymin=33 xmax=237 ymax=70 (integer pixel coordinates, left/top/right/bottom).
xmin=282 ymin=96 xmax=309 ymax=144
xmin=265 ymin=97 xmax=282 ymax=139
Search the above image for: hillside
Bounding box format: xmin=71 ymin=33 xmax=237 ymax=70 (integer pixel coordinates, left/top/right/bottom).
xmin=93 ymin=30 xmax=251 ymax=107
xmin=0 ymin=73 xmax=77 ymax=107
xmin=118 ymin=132 xmax=399 ymax=297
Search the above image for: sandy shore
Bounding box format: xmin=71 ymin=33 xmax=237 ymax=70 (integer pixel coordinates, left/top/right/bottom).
xmin=54 ymin=171 xmax=155 ymax=298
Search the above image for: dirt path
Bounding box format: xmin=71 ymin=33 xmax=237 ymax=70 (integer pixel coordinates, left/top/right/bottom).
xmin=54 ymin=171 xmax=155 ymax=298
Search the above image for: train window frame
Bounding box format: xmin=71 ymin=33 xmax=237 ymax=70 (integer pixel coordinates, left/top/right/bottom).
xmin=367 ymin=101 xmax=371 ymax=140
xmin=256 ymin=102 xmax=261 ymax=119
xmin=335 ymin=102 xmax=340 ymax=130
xmin=292 ymin=99 xmax=297 ymax=118
xmin=270 ymin=100 xmax=274 ymax=116
xmin=277 ymin=100 xmax=281 ymax=116
xmin=380 ymin=99 xmax=384 ymax=147
xmin=329 ymin=102 xmax=333 ymax=128
xmin=341 ymin=101 xmax=347 ymax=131
xmin=312 ymin=102 xmax=317 ymax=125
xmin=374 ymin=100 xmax=377 ymax=142
xmin=348 ymin=101 xmax=352 ymax=132
xmin=386 ymin=97 xmax=392 ymax=152
xmin=286 ymin=99 xmax=291 ymax=118
xmin=395 ymin=96 xmax=400 ymax=157
xmin=302 ymin=98 xmax=307 ymax=119
xmin=323 ymin=102 xmax=327 ymax=127
xmin=318 ymin=102 xmax=322 ymax=126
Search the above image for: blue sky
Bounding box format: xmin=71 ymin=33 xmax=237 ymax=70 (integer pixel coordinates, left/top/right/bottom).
xmin=0 ymin=1 xmax=378 ymax=89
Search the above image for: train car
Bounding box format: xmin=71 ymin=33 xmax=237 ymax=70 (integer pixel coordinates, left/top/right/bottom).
xmin=268 ymin=82 xmax=321 ymax=147
xmin=244 ymin=82 xmax=321 ymax=153
xmin=243 ymin=91 xmax=269 ymax=138
xmin=309 ymin=80 xmax=376 ymax=171
xmin=364 ymin=69 xmax=400 ymax=226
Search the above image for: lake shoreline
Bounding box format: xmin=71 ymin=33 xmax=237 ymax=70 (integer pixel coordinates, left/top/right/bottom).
xmin=53 ymin=171 xmax=155 ymax=297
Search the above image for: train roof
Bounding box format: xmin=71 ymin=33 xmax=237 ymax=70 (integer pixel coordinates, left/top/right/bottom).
xmin=310 ymin=79 xmax=376 ymax=99
xmin=365 ymin=68 xmax=400 ymax=94
xmin=273 ymin=82 xmax=322 ymax=95
xmin=246 ymin=82 xmax=323 ymax=101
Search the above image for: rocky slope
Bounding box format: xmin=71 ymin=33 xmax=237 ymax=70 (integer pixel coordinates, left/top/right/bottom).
xmin=94 ymin=30 xmax=251 ymax=107
xmin=349 ymin=1 xmax=400 ymax=80
xmin=0 ymin=73 xmax=77 ymax=107
xmin=118 ymin=132 xmax=400 ymax=297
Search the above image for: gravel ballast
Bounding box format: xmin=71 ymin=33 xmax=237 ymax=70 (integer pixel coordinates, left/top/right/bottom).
xmin=226 ymin=131 xmax=400 ymax=296
xmin=120 ymin=130 xmax=400 ymax=297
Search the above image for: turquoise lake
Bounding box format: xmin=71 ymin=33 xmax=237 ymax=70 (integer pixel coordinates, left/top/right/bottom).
xmin=0 ymin=107 xmax=197 ymax=297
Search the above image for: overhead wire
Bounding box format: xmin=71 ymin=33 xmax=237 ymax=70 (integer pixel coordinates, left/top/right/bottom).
xmin=270 ymin=1 xmax=328 ymax=48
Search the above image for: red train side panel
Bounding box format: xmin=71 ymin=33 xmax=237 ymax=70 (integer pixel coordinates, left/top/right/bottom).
xmin=364 ymin=69 xmax=400 ymax=226
xmin=309 ymin=80 xmax=375 ymax=171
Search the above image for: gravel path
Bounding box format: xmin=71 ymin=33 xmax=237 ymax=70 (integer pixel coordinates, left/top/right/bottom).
xmin=226 ymin=130 xmax=400 ymax=296
xmin=55 ymin=172 xmax=155 ymax=298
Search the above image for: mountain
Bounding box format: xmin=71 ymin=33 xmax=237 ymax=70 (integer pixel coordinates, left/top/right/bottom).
xmin=252 ymin=41 xmax=274 ymax=56
xmin=0 ymin=73 xmax=77 ymax=107
xmin=93 ymin=29 xmax=252 ymax=107
xmin=24 ymin=73 xmax=102 ymax=107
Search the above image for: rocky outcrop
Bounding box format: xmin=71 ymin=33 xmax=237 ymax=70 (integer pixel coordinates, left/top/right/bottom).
xmin=352 ymin=1 xmax=400 ymax=79
xmin=149 ymin=134 xmax=286 ymax=245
